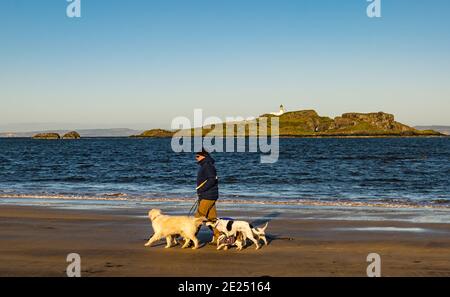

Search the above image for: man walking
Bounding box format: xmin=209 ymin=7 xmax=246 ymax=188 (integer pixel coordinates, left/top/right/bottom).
xmin=195 ymin=149 xmax=220 ymax=243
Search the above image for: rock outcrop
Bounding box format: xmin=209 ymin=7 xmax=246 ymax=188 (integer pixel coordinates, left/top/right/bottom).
xmin=62 ymin=131 xmax=81 ymax=139
xmin=272 ymin=110 xmax=442 ymax=136
xmin=132 ymin=129 xmax=174 ymax=138
xmin=32 ymin=133 xmax=61 ymax=140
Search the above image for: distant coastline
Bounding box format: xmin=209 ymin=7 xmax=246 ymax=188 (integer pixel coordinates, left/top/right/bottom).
xmin=415 ymin=126 xmax=450 ymax=135
xmin=0 ymin=128 xmax=142 ymax=138
xmin=1 ymin=110 xmax=447 ymax=139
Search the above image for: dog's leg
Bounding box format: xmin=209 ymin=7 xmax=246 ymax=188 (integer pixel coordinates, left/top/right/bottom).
xmin=235 ymin=236 xmax=243 ymax=251
xmin=172 ymin=235 xmax=179 ymax=246
xmin=190 ymin=237 xmax=199 ymax=249
xmin=247 ymin=233 xmax=261 ymax=250
xmin=165 ymin=236 xmax=173 ymax=248
xmin=181 ymin=238 xmax=191 ymax=249
xmin=241 ymin=233 xmax=248 ymax=248
xmin=261 ymin=236 xmax=268 ymax=246
xmin=144 ymin=233 xmax=161 ymax=247
xmin=236 ymin=233 xmax=245 ymax=251
xmin=236 ymin=242 xmax=242 ymax=251
xmin=216 ymin=238 xmax=223 ymax=250
xmin=254 ymin=228 xmax=269 ymax=246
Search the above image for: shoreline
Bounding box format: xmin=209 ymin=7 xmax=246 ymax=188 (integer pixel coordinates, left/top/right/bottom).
xmin=2 ymin=194 xmax=450 ymax=221
xmin=2 ymin=193 xmax=449 ymax=208
xmin=2 ymin=196 xmax=450 ymax=225
xmin=1 ymin=205 xmax=450 ymax=276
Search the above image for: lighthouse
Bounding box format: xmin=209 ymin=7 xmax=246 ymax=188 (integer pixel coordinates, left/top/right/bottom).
xmin=271 ymin=104 xmax=286 ymax=116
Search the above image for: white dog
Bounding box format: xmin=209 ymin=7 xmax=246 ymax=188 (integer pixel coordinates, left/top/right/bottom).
xmin=144 ymin=209 xmax=205 ymax=249
xmin=207 ymin=219 xmax=269 ymax=250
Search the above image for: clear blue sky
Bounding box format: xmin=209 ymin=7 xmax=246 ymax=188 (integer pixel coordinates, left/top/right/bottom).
xmin=1 ymin=0 xmax=449 ymax=131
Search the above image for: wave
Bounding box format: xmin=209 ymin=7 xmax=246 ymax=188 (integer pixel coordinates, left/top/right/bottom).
xmin=1 ymin=193 xmax=449 ymax=210
xmin=27 ymin=177 xmax=88 ymax=182
xmin=103 ymin=192 xmax=128 ymax=197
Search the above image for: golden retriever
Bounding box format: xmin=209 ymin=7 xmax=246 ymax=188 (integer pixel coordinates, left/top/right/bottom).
xmin=144 ymin=209 xmax=205 ymax=249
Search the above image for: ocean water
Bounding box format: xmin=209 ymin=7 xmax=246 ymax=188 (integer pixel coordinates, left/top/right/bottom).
xmin=0 ymin=137 xmax=449 ymax=213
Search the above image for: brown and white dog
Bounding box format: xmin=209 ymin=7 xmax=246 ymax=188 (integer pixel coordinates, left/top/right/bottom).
xmin=216 ymin=232 xmax=246 ymax=251
xmin=144 ymin=209 xmax=205 ymax=249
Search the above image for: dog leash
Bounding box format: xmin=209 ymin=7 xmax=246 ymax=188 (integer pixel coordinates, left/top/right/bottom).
xmin=188 ymin=199 xmax=200 ymax=216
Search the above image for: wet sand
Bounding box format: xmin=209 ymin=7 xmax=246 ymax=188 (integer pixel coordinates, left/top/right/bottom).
xmin=0 ymin=205 xmax=450 ymax=276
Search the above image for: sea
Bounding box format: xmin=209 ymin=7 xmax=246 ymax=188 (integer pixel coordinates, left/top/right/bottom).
xmin=1 ymin=137 xmax=449 ymax=222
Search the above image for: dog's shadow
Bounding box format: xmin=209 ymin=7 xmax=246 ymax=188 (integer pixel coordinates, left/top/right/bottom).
xmin=148 ymin=242 xmax=166 ymax=248
xmin=249 ymin=212 xmax=292 ymax=244
xmin=144 ymin=237 xmax=208 ymax=249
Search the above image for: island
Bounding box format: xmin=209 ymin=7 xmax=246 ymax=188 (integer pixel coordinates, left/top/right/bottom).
xmin=32 ymin=133 xmax=61 ymax=140
xmin=131 ymin=129 xmax=175 ymax=138
xmin=62 ymin=131 xmax=81 ymax=139
xmin=132 ymin=109 xmax=443 ymax=138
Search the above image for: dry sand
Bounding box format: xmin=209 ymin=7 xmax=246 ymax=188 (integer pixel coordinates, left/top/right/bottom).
xmin=0 ymin=205 xmax=450 ymax=276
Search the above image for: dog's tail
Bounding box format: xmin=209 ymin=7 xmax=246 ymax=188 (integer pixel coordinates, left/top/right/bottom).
xmin=253 ymin=222 xmax=269 ymax=235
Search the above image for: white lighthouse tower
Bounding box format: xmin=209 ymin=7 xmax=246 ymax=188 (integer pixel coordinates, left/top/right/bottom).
xmin=271 ymin=104 xmax=286 ymax=116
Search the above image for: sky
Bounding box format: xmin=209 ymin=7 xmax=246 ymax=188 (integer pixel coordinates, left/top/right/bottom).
xmin=1 ymin=0 xmax=450 ymax=131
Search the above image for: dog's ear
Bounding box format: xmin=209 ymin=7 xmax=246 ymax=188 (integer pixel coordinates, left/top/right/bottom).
xmin=148 ymin=209 xmax=162 ymax=220
xmin=148 ymin=209 xmax=155 ymax=220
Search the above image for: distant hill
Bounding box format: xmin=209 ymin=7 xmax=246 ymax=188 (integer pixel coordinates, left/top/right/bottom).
xmin=135 ymin=110 xmax=442 ymax=138
xmin=0 ymin=128 xmax=142 ymax=138
xmin=32 ymin=133 xmax=61 ymax=140
xmin=131 ymin=129 xmax=175 ymax=138
xmin=258 ymin=110 xmax=443 ymax=137
xmin=414 ymin=126 xmax=450 ymax=135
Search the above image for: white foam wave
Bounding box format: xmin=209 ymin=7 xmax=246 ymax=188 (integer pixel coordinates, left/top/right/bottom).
xmin=0 ymin=193 xmax=449 ymax=210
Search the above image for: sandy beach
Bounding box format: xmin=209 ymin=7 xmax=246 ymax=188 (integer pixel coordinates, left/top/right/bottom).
xmin=1 ymin=204 xmax=450 ymax=277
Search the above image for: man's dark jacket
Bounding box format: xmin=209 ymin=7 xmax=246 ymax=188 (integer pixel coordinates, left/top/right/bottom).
xmin=196 ymin=155 xmax=219 ymax=200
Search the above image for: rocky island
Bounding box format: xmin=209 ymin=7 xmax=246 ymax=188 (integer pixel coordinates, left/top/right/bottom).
xmin=32 ymin=133 xmax=61 ymax=140
xmin=133 ymin=110 xmax=442 ymax=138
xmin=31 ymin=131 xmax=81 ymax=140
xmin=262 ymin=110 xmax=442 ymax=137
xmin=131 ymin=129 xmax=175 ymax=138
xmin=62 ymin=131 xmax=81 ymax=139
